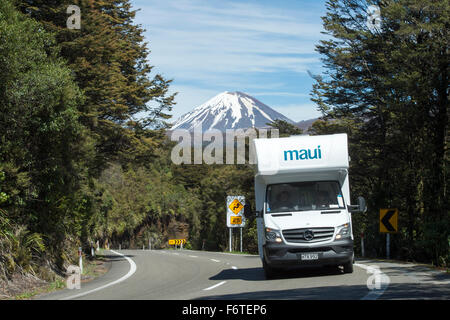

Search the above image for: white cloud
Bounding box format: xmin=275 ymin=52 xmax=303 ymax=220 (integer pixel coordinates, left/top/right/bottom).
xmin=134 ymin=0 xmax=324 ymax=83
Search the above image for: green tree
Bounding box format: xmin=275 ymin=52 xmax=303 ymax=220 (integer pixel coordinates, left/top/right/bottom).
xmin=0 ymin=0 xmax=87 ymax=272
xmin=267 ymin=119 xmax=303 ymax=137
xmin=18 ymin=0 xmax=176 ymax=170
xmin=15 ymin=0 xmax=178 ymax=254
xmin=311 ymin=0 xmax=449 ymax=265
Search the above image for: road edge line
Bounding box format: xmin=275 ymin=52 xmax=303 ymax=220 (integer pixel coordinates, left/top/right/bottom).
xmin=61 ymin=250 xmax=137 ymax=300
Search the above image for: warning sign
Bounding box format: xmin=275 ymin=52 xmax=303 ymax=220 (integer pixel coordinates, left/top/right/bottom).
xmin=228 ymin=199 xmax=244 ymax=215
xmin=168 ymin=239 xmax=186 ymax=245
xmin=230 ymin=216 xmax=242 ymax=225
xmin=379 ymin=209 xmax=398 ymax=233
xmin=226 ymin=196 xmax=246 ymax=228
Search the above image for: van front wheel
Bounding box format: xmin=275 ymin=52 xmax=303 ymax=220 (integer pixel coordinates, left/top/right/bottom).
xmin=343 ymin=260 xmax=354 ymax=273
xmin=263 ymin=259 xmax=276 ymax=279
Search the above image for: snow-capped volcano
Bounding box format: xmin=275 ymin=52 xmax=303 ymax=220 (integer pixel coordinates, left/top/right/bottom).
xmin=171 ymin=91 xmax=294 ymax=131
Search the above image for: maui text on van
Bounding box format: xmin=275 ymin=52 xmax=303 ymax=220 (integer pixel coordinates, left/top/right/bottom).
xmin=251 ymin=133 xmax=366 ymax=278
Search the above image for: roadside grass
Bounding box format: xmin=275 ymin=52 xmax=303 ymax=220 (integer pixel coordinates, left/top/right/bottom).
xmin=14 ymin=279 xmax=66 ymax=300
xmin=81 ymin=253 xmax=108 ymax=280
xmin=12 ymin=251 xmax=109 ymax=300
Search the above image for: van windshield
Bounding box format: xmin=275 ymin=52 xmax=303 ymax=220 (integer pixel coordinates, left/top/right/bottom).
xmin=266 ymin=181 xmax=345 ymax=213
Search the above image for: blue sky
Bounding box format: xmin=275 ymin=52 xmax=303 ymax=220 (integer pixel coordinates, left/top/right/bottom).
xmin=131 ymin=0 xmax=329 ymax=122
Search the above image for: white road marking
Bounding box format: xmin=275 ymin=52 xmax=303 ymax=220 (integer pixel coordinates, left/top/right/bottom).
xmin=231 ymin=266 xmax=238 ymax=270
xmin=61 ymin=250 xmax=137 ymax=300
xmin=210 ymin=259 xmax=220 ymax=262
xmin=188 ymin=255 xmax=198 ymax=258
xmin=203 ymin=281 xmax=226 ymax=291
xmin=203 ymin=250 xmax=256 ymax=257
xmin=354 ymin=263 xmax=390 ymax=300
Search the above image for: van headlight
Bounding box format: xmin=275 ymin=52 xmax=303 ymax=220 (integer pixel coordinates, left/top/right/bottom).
xmin=335 ymin=223 xmax=351 ymax=240
xmin=265 ymin=228 xmax=283 ymax=243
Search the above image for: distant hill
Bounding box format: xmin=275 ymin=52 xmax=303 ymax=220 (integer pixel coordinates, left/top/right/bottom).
xmin=296 ymin=118 xmax=318 ymax=132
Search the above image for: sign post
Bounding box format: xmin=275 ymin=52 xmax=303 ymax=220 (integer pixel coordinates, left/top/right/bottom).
xmin=90 ymin=241 xmax=95 ymax=258
xmin=240 ymin=227 xmax=243 ymax=253
xmin=226 ymin=196 xmax=246 ymax=253
xmin=361 ymin=232 xmax=365 ymax=258
xmin=380 ymin=208 xmax=398 ymax=259
xmin=78 ymin=247 xmax=83 ymax=275
xmin=229 ymin=228 xmax=232 ymax=252
xmin=386 ymin=233 xmax=390 ymax=259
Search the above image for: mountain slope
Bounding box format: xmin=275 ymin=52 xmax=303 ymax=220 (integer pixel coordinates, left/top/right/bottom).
xmin=171 ymin=91 xmax=294 ymax=131
xmin=296 ymin=118 xmax=318 ymax=132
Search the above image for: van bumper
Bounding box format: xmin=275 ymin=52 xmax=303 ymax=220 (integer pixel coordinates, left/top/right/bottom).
xmin=263 ymin=238 xmax=353 ymax=268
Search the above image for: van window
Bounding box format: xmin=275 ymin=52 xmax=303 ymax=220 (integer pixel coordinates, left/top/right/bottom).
xmin=266 ymin=181 xmax=345 ymax=213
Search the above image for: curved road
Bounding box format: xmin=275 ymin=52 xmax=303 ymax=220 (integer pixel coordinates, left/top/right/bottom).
xmin=39 ymin=249 xmax=450 ymax=300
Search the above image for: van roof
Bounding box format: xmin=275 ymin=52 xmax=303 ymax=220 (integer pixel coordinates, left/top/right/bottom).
xmin=253 ymin=133 xmax=349 ymax=176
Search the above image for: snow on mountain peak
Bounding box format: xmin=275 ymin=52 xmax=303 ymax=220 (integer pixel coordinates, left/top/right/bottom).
xmin=171 ymin=91 xmax=294 ymax=131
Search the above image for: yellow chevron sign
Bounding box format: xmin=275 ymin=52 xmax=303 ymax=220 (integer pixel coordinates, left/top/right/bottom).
xmin=168 ymin=239 xmax=186 ymax=245
xmin=379 ymin=209 xmax=398 ymax=233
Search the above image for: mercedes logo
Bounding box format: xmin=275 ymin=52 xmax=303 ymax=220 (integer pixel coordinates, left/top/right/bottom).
xmin=304 ymin=230 xmax=314 ymax=241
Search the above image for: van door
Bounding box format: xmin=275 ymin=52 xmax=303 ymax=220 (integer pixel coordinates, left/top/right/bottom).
xmin=256 ymin=202 xmax=265 ymax=261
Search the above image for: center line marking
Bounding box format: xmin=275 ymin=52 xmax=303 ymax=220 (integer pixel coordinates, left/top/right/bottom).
xmin=210 ymin=259 xmax=220 ymax=262
xmin=203 ymin=281 xmax=226 ymax=291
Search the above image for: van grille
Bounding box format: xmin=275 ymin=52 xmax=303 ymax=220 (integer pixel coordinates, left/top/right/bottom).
xmin=282 ymin=227 xmax=335 ymax=243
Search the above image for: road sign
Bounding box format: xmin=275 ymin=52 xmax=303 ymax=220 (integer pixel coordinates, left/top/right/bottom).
xmin=226 ymin=196 xmax=246 ymax=228
xmin=379 ymin=208 xmax=398 ymax=233
xmin=228 ymin=198 xmax=244 ymax=215
xmin=230 ymin=216 xmax=242 ymax=225
xmin=168 ymin=239 xmax=186 ymax=245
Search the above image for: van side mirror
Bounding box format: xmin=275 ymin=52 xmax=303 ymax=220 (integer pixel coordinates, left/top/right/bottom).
xmin=243 ymin=203 xmax=263 ymax=218
xmin=358 ymin=196 xmax=367 ymax=213
xmin=348 ymin=196 xmax=367 ymax=213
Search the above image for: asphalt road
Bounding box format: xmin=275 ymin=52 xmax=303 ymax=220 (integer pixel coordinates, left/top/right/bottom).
xmin=39 ymin=249 xmax=450 ymax=300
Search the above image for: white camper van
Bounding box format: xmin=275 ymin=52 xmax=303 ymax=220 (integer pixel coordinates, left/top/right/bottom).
xmin=251 ymin=133 xmax=365 ymax=278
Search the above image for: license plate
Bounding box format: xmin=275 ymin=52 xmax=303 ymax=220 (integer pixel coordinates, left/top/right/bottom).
xmin=300 ymin=253 xmax=319 ymax=260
